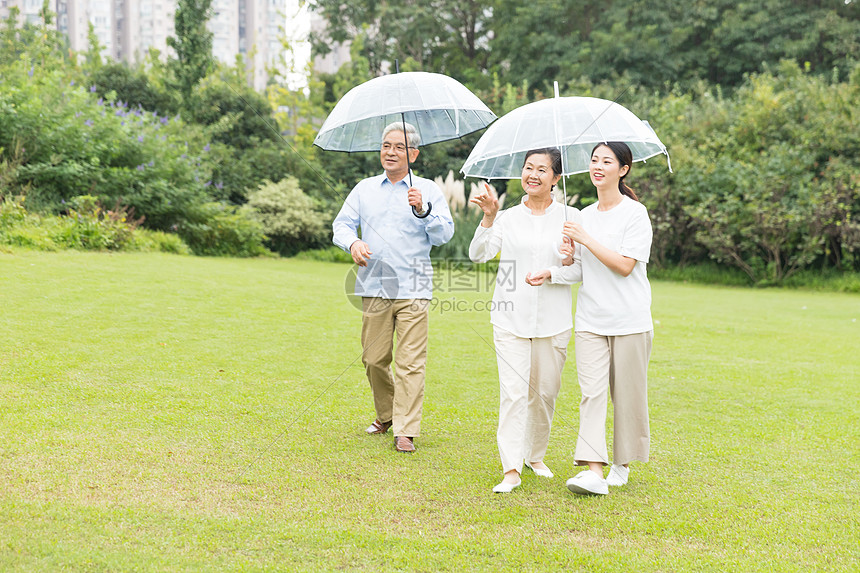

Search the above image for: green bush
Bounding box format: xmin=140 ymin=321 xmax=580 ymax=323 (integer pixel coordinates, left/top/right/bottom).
xmin=58 ymin=195 xmax=136 ymax=250
xmin=207 ymin=139 xmax=294 ymax=205
xmin=243 ymin=177 xmax=330 ymax=256
xmin=90 ymin=62 xmax=180 ymax=116
xmin=292 ymin=246 xmax=353 ymax=263
xmin=185 ymin=72 xmax=279 ymax=150
xmin=0 ymin=53 xmax=266 ymax=257
xmin=0 ymin=60 xmax=215 ymax=223
xmin=127 ymin=229 xmax=191 ymax=254
xmin=0 ymin=197 xmax=59 ymax=250
xmin=630 ymin=60 xmax=860 ymax=283
xmin=0 ymin=196 xmax=191 ymax=253
xmin=177 ymin=202 xmax=270 ymax=257
xmin=430 ymin=208 xmax=483 ymax=263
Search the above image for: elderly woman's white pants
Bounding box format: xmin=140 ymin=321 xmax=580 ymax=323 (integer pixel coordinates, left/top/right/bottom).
xmin=493 ymin=326 xmax=571 ymax=474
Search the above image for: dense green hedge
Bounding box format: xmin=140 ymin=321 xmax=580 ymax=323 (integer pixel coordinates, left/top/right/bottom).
xmin=418 ymin=62 xmax=860 ymax=285
xmin=1 ymin=8 xmax=858 ymax=284
xmin=631 ymin=62 xmax=860 ymax=283
xmin=0 ymin=196 xmax=190 ymax=253
xmin=0 ymin=10 xmax=310 ymax=257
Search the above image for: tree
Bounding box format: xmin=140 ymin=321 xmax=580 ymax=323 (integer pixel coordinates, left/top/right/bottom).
xmin=308 ymin=0 xmax=493 ymax=84
xmin=185 ymin=69 xmax=279 ymax=149
xmin=489 ymin=0 xmax=601 ymax=94
xmin=708 ymin=0 xmax=860 ymax=85
xmin=82 ymin=23 xmax=104 ymax=74
xmin=310 ymin=0 xmax=860 ymax=94
xmin=167 ymin=0 xmax=215 ymax=102
xmin=90 ymin=63 xmax=180 ymax=115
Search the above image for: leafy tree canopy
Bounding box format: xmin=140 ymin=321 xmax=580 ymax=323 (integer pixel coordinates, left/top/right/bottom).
xmin=310 ymin=0 xmax=860 ymax=93
xmin=167 ymin=0 xmax=215 ymax=101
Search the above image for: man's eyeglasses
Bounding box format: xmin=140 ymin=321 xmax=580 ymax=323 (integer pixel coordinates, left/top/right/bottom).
xmin=381 ymin=142 xmax=413 ymax=153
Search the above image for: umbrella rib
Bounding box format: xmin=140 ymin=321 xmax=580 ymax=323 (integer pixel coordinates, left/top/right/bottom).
xmin=571 ymin=87 xmax=630 ymax=148
xmin=592 ymin=102 xmax=610 ymax=145
xmin=507 ymin=112 xmax=524 ymax=162
xmin=442 ymin=108 xmax=456 ymax=140
xmin=345 ymin=122 xmax=359 ymax=152
xmin=410 ymin=74 xmax=426 ymax=144
xmin=441 ymin=78 xmax=461 ymax=136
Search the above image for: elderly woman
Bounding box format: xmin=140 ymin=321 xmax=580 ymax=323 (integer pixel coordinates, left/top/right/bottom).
xmin=469 ymin=147 xmax=581 ymax=493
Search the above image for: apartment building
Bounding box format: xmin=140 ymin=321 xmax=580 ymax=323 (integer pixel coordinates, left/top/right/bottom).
xmin=0 ymin=0 xmax=287 ymax=90
xmin=309 ymin=7 xmax=348 ymax=76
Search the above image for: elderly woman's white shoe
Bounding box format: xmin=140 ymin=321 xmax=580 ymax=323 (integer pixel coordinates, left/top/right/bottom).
xmin=525 ymin=461 xmax=554 ymax=478
xmin=492 ymin=478 xmax=522 ymax=493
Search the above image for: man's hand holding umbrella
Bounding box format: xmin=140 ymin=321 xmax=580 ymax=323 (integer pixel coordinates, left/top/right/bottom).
xmin=407 ymin=187 xmax=426 ymax=217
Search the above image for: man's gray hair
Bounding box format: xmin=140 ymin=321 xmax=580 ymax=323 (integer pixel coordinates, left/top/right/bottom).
xmin=382 ymin=121 xmax=421 ymax=148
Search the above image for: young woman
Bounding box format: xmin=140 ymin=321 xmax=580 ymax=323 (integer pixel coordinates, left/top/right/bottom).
xmin=469 ymin=148 xmax=581 ymax=493
xmin=527 ymin=141 xmax=654 ymax=495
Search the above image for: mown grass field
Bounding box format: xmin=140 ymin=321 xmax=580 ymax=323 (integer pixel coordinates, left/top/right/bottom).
xmin=1 ymin=250 xmax=857 ymax=571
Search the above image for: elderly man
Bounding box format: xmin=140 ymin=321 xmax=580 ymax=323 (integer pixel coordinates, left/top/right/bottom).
xmin=332 ymin=122 xmax=454 ymax=453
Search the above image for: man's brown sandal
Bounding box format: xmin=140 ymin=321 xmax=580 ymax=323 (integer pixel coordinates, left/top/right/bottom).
xmin=365 ymin=419 xmax=392 ymax=434
xmin=394 ymin=436 xmax=416 ymax=453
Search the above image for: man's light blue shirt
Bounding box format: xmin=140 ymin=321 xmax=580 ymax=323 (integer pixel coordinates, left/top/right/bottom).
xmin=333 ymin=172 xmax=455 ymax=300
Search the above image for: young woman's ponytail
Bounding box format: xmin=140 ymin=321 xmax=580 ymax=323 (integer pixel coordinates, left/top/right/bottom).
xmin=619 ymin=176 xmax=638 ymax=202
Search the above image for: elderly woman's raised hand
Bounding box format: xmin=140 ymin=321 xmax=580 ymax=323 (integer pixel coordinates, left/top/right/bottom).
xmin=470 ymin=182 xmax=500 ymax=226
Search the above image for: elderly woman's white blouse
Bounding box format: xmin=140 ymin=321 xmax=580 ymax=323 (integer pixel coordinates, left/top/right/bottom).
xmin=469 ymin=198 xmax=582 ymax=339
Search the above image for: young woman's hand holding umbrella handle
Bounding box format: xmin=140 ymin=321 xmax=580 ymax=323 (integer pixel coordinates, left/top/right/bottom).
xmin=562 ymin=221 xmax=636 ymax=277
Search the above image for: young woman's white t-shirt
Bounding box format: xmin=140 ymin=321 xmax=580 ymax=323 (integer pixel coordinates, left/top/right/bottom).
xmin=553 ymin=195 xmax=653 ymax=336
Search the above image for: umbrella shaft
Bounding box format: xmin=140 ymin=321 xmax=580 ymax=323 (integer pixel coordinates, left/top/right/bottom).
xmin=401 ymin=111 xmax=413 ymax=187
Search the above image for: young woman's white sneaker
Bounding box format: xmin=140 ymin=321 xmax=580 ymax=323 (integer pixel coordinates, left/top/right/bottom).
xmin=566 ymin=469 xmax=608 ymax=495
xmin=605 ymin=464 xmax=629 ymax=486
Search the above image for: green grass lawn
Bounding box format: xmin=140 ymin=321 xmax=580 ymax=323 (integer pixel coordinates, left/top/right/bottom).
xmin=1 ymin=250 xmax=857 ymax=571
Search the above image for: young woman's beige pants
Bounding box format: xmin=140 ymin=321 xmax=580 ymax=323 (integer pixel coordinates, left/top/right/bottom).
xmin=573 ymin=330 xmax=653 ymax=467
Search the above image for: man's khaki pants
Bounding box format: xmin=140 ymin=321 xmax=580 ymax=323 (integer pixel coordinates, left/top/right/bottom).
xmin=573 ymin=330 xmax=653 ymax=467
xmin=361 ymin=298 xmax=429 ymax=438
xmin=493 ymin=326 xmax=571 ymax=474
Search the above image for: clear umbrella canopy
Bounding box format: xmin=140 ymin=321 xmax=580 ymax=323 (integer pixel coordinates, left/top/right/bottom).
xmin=313 ymin=71 xmax=497 ymax=152
xmin=461 ymin=95 xmax=671 ymax=180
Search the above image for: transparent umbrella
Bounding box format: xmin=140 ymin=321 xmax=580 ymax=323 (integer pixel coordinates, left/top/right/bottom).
xmin=461 ymin=84 xmax=671 ymax=211
xmin=314 ymin=67 xmax=497 ymax=217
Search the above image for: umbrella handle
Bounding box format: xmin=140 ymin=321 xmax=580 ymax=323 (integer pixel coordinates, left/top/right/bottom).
xmin=412 ymin=201 xmax=433 ymax=219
